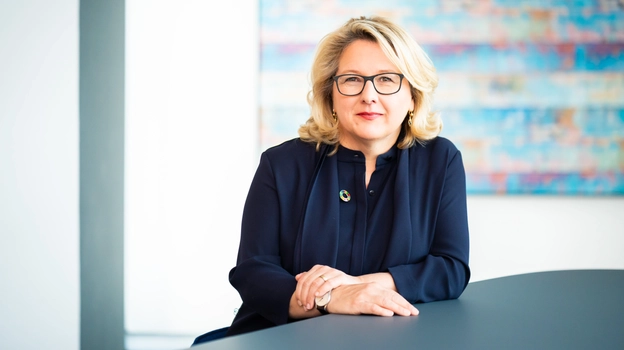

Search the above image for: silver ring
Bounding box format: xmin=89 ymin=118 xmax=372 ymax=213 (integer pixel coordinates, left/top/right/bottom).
xmin=319 ymin=274 xmax=328 ymax=282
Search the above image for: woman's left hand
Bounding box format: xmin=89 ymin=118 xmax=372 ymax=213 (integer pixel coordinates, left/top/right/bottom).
xmin=294 ymin=265 xmax=360 ymax=311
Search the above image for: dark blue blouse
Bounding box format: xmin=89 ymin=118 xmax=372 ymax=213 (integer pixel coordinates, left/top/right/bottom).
xmin=336 ymin=145 xmax=398 ymax=274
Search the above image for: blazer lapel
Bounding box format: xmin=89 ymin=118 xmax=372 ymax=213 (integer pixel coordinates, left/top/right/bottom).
xmin=295 ymin=148 xmax=340 ymax=272
xmin=383 ymin=147 xmax=413 ymax=268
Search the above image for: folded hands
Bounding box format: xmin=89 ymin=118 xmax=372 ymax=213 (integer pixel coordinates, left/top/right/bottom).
xmin=289 ymin=265 xmax=419 ymax=319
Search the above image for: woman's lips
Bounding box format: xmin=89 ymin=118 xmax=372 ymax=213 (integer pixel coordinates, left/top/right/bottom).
xmin=357 ymin=112 xmax=381 ymax=120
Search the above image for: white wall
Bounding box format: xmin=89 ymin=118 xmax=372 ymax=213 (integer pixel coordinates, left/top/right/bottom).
xmin=125 ymin=0 xmax=258 ymax=339
xmin=0 ymin=1 xmax=79 ymax=349
xmin=468 ymin=196 xmax=624 ymax=282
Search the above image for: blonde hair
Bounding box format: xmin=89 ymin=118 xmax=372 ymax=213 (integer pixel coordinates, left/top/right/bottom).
xmin=298 ymin=16 xmax=442 ymax=153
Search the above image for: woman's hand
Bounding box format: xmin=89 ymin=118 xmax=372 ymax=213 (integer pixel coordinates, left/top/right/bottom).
xmin=328 ymin=283 xmax=419 ymax=317
xmin=294 ymin=265 xmax=361 ymax=311
xmin=291 ymin=265 xmax=418 ymax=318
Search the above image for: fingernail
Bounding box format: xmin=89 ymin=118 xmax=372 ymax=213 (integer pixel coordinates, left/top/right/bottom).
xmin=306 ymin=303 xmax=311 ymax=310
xmin=297 ymin=300 xmax=302 ymax=307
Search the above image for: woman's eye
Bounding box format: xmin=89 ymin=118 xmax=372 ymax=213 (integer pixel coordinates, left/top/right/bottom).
xmin=344 ymin=76 xmax=362 ymax=82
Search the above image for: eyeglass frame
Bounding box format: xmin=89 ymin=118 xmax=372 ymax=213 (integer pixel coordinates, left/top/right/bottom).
xmin=332 ymin=73 xmax=406 ymax=96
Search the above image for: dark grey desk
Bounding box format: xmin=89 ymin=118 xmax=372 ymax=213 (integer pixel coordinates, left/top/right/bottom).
xmin=192 ymin=270 xmax=624 ymax=349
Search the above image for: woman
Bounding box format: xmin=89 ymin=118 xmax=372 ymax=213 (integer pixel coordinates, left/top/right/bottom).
xmin=194 ymin=15 xmax=470 ymax=344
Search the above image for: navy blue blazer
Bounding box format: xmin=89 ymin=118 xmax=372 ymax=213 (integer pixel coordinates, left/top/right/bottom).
xmin=226 ymin=136 xmax=470 ymax=337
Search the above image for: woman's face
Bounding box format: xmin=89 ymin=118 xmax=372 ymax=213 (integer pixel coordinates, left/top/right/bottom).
xmin=333 ymin=39 xmax=414 ymax=152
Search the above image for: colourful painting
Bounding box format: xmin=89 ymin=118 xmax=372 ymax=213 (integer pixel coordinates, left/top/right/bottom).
xmin=259 ymin=0 xmax=624 ymax=195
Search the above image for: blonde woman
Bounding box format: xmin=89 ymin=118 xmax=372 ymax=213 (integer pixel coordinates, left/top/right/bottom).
xmin=194 ymin=16 xmax=470 ymax=344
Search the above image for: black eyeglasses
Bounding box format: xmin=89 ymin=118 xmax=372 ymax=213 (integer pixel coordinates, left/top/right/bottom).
xmin=332 ymin=73 xmax=405 ymax=96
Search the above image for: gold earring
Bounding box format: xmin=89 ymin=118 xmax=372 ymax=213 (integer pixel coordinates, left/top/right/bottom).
xmin=332 ymin=110 xmax=338 ymax=123
xmin=408 ymin=110 xmax=414 ymax=126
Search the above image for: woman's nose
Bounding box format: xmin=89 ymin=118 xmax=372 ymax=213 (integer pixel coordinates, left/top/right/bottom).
xmin=360 ymin=80 xmax=377 ymax=103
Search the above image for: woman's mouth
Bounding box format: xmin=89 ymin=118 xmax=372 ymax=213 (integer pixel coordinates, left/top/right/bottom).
xmin=357 ymin=112 xmax=381 ymax=120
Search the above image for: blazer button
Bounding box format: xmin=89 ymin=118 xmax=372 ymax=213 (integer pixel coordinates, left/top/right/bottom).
xmin=368 ymin=190 xmax=375 ymax=196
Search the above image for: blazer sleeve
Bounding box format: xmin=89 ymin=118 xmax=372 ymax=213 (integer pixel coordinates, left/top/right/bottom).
xmin=228 ymin=151 xmax=297 ymax=327
xmin=388 ymin=148 xmax=471 ymax=303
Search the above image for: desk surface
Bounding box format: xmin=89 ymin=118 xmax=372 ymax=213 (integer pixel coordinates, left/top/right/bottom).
xmin=193 ymin=270 xmax=624 ymax=349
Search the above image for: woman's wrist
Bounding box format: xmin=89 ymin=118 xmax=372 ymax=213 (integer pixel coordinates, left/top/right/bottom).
xmin=358 ymin=272 xmax=397 ymax=291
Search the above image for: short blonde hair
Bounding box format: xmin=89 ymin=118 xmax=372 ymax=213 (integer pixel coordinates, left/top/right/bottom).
xmin=298 ymin=16 xmax=441 ymax=152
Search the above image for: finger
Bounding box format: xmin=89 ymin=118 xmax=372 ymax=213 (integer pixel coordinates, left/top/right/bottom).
xmin=314 ymin=273 xmax=344 ymax=297
xmin=395 ymin=297 xmax=419 ymax=316
xmin=368 ymin=303 xmax=395 ymax=317
xmin=410 ymin=305 xmax=419 ymax=316
xmin=297 ymin=266 xmax=324 ymax=305
xmin=293 ymin=279 xmax=305 ymax=309
xmin=305 ymin=270 xmax=332 ymax=309
xmin=294 ymin=270 xmax=317 ymax=309
xmin=309 ymin=267 xmax=345 ymax=301
xmin=302 ymin=266 xmax=349 ymax=309
xmin=381 ymin=294 xmax=417 ymax=316
xmin=299 ymin=266 xmax=329 ymax=310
